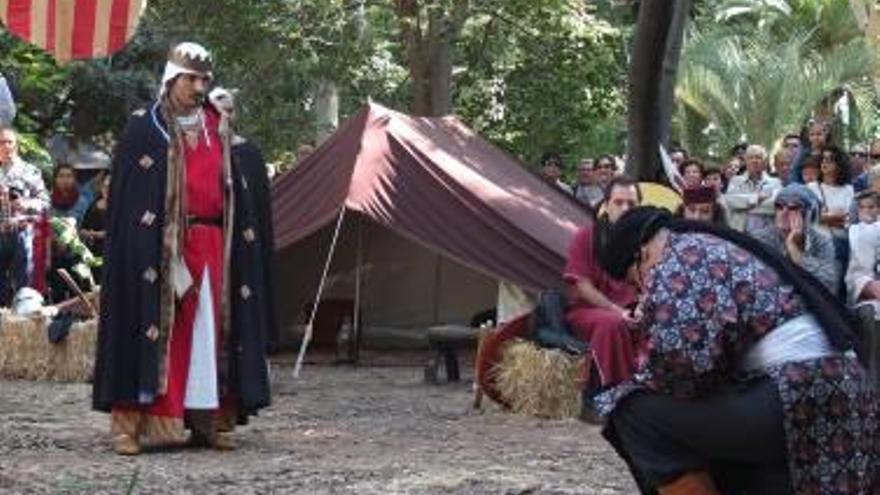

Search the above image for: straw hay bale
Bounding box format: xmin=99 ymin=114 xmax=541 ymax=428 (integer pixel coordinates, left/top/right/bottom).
xmin=492 ymin=339 xmax=582 ymax=420
xmin=0 ymin=312 xmax=97 ymax=382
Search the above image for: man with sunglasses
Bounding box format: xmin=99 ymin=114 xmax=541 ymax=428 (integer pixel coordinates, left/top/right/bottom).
xmin=539 ymin=152 xmax=573 ymax=195
xmin=853 ymin=140 xmax=880 ymax=192
xmin=850 ymin=144 xmax=869 ymax=178
xmin=748 ymin=183 xmax=838 ymax=292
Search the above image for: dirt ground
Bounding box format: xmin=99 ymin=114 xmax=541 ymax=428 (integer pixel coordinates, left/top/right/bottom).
xmin=0 ymin=352 xmax=636 ymax=495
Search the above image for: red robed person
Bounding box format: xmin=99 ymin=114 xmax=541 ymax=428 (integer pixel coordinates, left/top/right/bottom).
xmin=563 ymin=177 xmax=640 ymax=399
xmin=92 ymin=43 xmax=276 ymax=455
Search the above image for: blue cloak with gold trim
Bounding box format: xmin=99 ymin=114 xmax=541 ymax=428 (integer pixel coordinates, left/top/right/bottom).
xmin=92 ymin=101 xmax=275 ymax=418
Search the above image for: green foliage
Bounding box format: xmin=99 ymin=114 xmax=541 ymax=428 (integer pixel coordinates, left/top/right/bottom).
xmin=676 ymin=0 xmax=878 ymax=157
xmin=0 ymin=32 xmax=70 ymax=136
xmin=148 ymin=0 xmax=411 ymax=161
xmin=2 ymin=0 xmax=628 ymax=170
xmin=713 ymin=0 xmax=861 ymax=50
xmin=1 ymin=21 xmax=163 ymax=153
xmin=455 ymin=2 xmax=626 ymax=169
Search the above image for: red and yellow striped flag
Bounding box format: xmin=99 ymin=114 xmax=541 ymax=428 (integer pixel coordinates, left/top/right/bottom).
xmin=0 ymin=0 xmax=147 ymax=63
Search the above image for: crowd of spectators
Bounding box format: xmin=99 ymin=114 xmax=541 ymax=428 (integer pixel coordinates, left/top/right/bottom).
xmin=543 ymin=120 xmax=880 ymax=334
xmin=0 ymin=124 xmax=106 ymax=307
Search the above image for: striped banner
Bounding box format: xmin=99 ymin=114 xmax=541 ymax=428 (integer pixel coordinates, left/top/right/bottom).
xmin=0 ymin=0 xmax=147 ymax=63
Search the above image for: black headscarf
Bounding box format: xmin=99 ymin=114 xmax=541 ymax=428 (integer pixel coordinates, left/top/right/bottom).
xmin=598 ymin=206 xmax=856 ymax=351
xmin=598 ymin=207 xmax=670 ymax=280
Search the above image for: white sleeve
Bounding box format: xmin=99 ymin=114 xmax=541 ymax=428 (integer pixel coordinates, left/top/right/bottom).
xmin=723 ymin=178 xmax=758 ymax=211
xmin=846 ymin=224 xmax=880 ymax=304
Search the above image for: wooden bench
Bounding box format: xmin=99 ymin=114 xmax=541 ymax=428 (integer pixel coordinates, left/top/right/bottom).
xmin=424 ymin=325 xmax=479 ymax=383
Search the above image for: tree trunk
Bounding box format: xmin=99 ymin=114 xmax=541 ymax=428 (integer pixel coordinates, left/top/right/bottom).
xmin=311 ymin=0 xmax=366 ymax=143
xmin=427 ymin=7 xmax=454 ymax=115
xmin=396 ymin=0 xmax=468 ymax=116
xmin=626 ymin=0 xmax=677 ymax=181
xmin=313 ymin=79 xmax=339 ymax=144
xmin=850 ymin=0 xmax=870 ymax=30
xmin=657 ymin=0 xmax=690 ymax=149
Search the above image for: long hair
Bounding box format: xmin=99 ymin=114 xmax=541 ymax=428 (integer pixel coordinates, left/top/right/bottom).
xmin=819 ymin=145 xmax=852 ymax=186
xmin=601 ymin=207 xmax=856 ymax=351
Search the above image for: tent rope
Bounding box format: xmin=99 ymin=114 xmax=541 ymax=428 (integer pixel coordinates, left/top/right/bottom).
xmin=293 ymin=206 xmax=347 ymax=378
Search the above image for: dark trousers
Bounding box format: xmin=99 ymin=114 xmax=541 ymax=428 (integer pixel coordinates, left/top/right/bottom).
xmin=608 ymin=378 xmax=792 ymax=494
xmin=832 ymin=234 xmax=850 ymax=299
xmin=0 ymin=232 xmax=27 ymax=305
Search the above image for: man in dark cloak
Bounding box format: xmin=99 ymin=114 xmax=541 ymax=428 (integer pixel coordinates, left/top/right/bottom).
xmin=92 ymin=42 xmax=276 ymax=455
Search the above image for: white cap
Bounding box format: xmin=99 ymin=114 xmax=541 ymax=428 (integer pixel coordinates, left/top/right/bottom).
xmin=159 ymin=42 xmax=213 ymax=97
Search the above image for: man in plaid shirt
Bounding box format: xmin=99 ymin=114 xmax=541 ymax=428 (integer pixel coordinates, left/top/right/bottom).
xmin=0 ymin=126 xmax=48 ymax=304
xmin=0 ymin=126 xmax=49 ymax=215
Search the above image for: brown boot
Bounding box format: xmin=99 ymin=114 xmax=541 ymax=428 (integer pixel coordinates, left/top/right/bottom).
xmin=113 ymin=434 xmax=141 ymax=456
xmin=188 ymin=430 xmax=236 ymax=451
xmin=658 ymin=472 xmax=720 ymax=495
xmin=210 ymin=433 xmax=236 ymax=451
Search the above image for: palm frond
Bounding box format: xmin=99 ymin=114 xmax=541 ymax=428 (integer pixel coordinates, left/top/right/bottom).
xmin=675 ymin=23 xmax=876 ymax=156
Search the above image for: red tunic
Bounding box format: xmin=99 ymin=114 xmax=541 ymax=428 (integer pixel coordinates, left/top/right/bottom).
xmin=563 ymin=223 xmax=637 ymax=308
xmin=563 ymin=223 xmax=638 ymax=388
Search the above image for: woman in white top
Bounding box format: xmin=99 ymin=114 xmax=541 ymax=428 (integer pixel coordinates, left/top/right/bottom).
xmin=808 ymin=146 xmax=854 ymax=293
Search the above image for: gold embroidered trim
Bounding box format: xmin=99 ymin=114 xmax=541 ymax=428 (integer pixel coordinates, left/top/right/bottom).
xmin=138 ymin=155 xmax=154 ymax=170
xmin=110 ymin=410 xmax=142 ymax=437
xmin=111 ymin=411 xmax=186 ymax=446
xmin=141 ymin=210 xmax=156 ymax=226
xmin=139 ymin=415 xmax=187 ymax=446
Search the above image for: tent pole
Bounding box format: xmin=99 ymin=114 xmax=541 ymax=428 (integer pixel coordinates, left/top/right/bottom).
xmin=293 ymin=207 xmax=347 ymax=379
xmin=431 ymin=254 xmax=442 ymax=324
xmin=353 ymin=214 xmax=363 ymax=363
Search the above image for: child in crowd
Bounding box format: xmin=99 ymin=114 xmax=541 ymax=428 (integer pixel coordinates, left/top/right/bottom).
xmin=801 ymin=156 xmax=821 ymax=184
xmin=855 ymin=190 xmax=879 ymax=225
xmin=846 ymin=190 xmax=880 ymax=305
xmin=703 ymin=167 xmax=726 ymax=193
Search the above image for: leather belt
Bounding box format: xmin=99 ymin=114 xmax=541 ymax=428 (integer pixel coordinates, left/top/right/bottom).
xmin=187 ymin=215 xmax=223 ymax=227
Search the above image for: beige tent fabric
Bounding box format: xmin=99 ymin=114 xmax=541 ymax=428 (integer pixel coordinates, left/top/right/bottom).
xmin=275 ymin=214 xmax=498 ymax=335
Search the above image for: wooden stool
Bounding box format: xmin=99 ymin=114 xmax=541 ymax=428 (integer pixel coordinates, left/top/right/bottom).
xmin=472 ymin=327 xmax=492 ymax=409
xmin=424 ymin=325 xmax=478 ymax=384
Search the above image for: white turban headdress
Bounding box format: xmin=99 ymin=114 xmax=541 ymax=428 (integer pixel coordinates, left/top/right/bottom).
xmin=159 ymin=42 xmax=213 ymax=97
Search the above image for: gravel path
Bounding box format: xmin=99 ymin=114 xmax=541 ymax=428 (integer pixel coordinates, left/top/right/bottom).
xmin=0 ymin=360 xmax=636 ymax=494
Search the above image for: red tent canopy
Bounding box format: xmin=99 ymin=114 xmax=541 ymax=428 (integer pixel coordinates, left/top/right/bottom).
xmin=0 ymin=0 xmax=146 ymax=63
xmin=272 ymin=103 xmax=589 ymax=292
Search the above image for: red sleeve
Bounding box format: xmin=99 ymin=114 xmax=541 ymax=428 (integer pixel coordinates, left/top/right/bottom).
xmin=563 ymin=224 xmax=597 ymax=285
xmin=563 ymin=223 xmax=638 ymax=308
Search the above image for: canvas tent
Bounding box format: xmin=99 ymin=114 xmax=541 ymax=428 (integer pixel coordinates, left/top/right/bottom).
xmin=271 ymin=103 xmax=589 ymax=356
